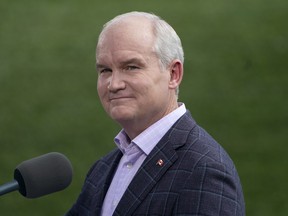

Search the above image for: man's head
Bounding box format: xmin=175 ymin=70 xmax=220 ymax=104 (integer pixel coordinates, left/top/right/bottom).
xmin=97 ymin=12 xmax=184 ymax=71
xmin=96 ymin=12 xmax=184 ymax=139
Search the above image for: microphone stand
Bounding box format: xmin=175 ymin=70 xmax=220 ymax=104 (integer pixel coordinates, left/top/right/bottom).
xmin=0 ymin=180 xmax=19 ymax=196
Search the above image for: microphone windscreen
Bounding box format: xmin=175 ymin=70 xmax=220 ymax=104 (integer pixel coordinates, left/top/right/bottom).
xmin=14 ymin=152 xmax=73 ymax=198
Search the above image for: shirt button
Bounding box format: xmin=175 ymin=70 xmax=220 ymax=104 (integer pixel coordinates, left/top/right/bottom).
xmin=126 ymin=162 xmax=133 ymax=169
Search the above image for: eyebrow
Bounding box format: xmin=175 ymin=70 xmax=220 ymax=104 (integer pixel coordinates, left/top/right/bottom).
xmin=96 ymin=58 xmax=146 ymax=70
xmin=119 ymin=58 xmax=146 ymax=67
xmin=95 ymin=63 xmax=107 ymax=70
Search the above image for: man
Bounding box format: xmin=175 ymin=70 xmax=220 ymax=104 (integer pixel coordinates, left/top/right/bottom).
xmin=67 ymin=11 xmax=245 ymax=215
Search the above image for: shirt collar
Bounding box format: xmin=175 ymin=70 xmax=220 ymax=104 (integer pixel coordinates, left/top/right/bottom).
xmin=114 ymin=103 xmax=186 ymax=155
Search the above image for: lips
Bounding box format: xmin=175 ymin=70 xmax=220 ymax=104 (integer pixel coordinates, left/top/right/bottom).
xmin=109 ymin=96 xmax=132 ymax=101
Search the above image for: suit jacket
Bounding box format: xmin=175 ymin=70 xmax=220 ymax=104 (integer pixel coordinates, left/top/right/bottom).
xmin=66 ymin=111 xmax=245 ymax=215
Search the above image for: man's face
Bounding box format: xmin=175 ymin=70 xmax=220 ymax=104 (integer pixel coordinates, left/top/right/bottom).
xmin=96 ymin=18 xmax=176 ymax=137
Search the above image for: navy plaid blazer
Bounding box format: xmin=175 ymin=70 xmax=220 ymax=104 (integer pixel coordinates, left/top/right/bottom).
xmin=66 ymin=111 xmax=245 ymax=215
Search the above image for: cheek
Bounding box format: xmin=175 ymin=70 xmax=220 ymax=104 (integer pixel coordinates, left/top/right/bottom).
xmin=96 ymin=83 xmax=102 ymax=97
xmin=135 ymin=84 xmax=158 ymax=107
xmin=97 ymin=81 xmax=108 ymax=102
xmin=97 ymin=75 xmax=106 ymax=91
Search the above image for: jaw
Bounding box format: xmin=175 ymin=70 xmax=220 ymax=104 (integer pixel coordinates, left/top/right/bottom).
xmin=107 ymin=101 xmax=137 ymax=123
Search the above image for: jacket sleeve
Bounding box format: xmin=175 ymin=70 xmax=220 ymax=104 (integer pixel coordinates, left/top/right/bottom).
xmin=174 ymin=162 xmax=245 ymax=216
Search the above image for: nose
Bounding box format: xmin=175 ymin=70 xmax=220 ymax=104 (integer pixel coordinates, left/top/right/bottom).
xmin=108 ymin=71 xmax=125 ymax=92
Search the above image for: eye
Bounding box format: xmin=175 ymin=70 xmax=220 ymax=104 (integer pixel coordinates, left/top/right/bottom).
xmin=126 ymin=65 xmax=139 ymax=71
xmin=99 ymin=68 xmax=112 ymax=74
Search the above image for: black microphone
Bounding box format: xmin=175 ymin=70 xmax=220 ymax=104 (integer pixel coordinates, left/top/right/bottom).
xmin=0 ymin=152 xmax=73 ymax=198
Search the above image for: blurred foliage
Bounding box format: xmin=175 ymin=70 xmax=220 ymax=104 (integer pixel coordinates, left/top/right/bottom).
xmin=0 ymin=0 xmax=287 ymax=215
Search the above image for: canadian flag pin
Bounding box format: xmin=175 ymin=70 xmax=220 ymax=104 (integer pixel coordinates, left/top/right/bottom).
xmin=156 ymin=159 xmax=164 ymax=166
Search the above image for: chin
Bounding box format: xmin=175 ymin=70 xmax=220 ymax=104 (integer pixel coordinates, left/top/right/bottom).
xmin=109 ymin=108 xmax=134 ymax=122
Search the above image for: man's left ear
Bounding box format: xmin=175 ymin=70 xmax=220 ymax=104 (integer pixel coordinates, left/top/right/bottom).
xmin=168 ymin=60 xmax=183 ymax=90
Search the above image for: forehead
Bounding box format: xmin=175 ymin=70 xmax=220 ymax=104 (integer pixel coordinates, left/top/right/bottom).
xmin=96 ymin=17 xmax=155 ymax=57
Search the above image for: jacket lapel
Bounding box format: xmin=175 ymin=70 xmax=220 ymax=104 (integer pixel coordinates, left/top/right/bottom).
xmin=90 ymin=149 xmax=123 ymax=215
xmin=113 ymin=111 xmax=196 ymax=215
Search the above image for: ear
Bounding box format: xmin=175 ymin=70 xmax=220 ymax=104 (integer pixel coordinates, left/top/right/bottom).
xmin=168 ymin=59 xmax=183 ymax=90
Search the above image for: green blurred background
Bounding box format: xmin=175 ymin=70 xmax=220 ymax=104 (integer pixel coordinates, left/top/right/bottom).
xmin=0 ymin=0 xmax=287 ymax=215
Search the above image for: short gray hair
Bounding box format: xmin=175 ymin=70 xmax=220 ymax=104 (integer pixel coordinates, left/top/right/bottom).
xmin=97 ymin=11 xmax=184 ymax=69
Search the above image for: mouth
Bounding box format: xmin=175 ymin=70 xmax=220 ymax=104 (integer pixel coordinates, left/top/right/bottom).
xmin=109 ymin=96 xmax=132 ymax=102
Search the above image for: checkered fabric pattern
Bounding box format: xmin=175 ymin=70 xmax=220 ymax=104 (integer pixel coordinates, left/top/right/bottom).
xmin=66 ymin=111 xmax=245 ymax=216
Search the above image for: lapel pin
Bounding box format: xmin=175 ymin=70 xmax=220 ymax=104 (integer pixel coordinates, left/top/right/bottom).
xmin=156 ymin=159 xmax=164 ymax=167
